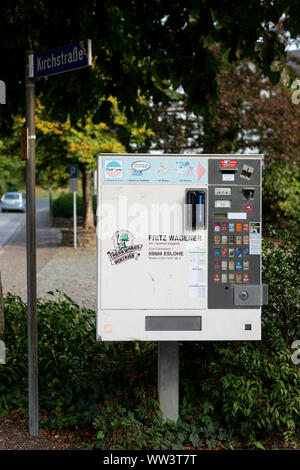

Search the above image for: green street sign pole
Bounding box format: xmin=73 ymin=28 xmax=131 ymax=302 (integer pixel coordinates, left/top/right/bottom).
xmin=25 ymin=49 xmax=39 ymax=437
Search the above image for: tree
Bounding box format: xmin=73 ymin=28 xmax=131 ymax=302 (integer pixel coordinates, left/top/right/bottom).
xmin=1 ymin=1 xmax=299 ymax=224
xmin=0 ymin=95 xmax=152 ymax=228
xmin=118 ymin=233 xmax=129 ymax=250
xmin=35 ymin=98 xmax=152 ymax=228
xmin=0 ymin=0 xmax=299 ymax=135
xmin=0 ymin=116 xmax=25 ymax=195
xmin=143 ymin=52 xmax=300 ymax=167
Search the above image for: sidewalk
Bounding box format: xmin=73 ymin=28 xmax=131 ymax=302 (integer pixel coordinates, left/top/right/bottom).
xmin=0 ymin=197 xmax=97 ymax=310
xmin=33 ymin=246 xmax=97 ymax=310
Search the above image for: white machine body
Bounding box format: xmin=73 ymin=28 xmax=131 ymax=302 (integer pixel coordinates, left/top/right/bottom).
xmin=97 ymin=154 xmax=264 ymax=341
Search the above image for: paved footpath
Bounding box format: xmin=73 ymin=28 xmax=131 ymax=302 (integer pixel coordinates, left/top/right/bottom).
xmin=0 ymin=198 xmax=97 ymax=311
xmin=35 ymin=247 xmax=96 ymax=310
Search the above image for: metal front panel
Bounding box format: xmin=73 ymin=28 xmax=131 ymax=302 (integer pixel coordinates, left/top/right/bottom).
xmin=233 ymin=285 xmax=265 ymax=306
xmin=207 ymin=158 xmax=262 ymax=309
xmin=208 ymin=158 xmax=261 ymax=186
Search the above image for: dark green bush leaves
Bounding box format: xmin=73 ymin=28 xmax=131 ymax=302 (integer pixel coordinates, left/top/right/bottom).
xmin=0 ymin=228 xmax=299 ymax=448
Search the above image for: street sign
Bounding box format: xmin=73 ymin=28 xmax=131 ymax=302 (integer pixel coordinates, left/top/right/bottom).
xmin=69 ymin=178 xmax=78 ymax=193
xmin=31 ymin=40 xmax=92 ymax=79
xmin=21 ymin=127 xmax=28 ymax=160
xmin=69 ymin=164 xmax=78 ymax=179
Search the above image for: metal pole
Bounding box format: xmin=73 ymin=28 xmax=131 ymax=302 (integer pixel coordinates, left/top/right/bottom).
xmin=25 ymin=50 xmax=39 ymax=436
xmin=49 ymin=185 xmax=52 ymax=210
xmin=73 ymin=191 xmax=77 ymax=249
xmin=158 ymin=341 xmax=179 ymax=423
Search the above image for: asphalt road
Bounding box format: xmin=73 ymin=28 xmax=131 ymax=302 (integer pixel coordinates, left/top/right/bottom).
xmin=0 ymin=197 xmax=62 ymax=297
xmin=0 ymin=210 xmax=25 ymax=249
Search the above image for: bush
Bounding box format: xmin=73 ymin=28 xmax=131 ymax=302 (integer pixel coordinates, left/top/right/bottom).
xmin=179 ymin=342 xmax=300 ymax=443
xmin=51 ymin=192 xmax=97 ymax=218
xmin=263 ymin=161 xmax=300 ymax=223
xmin=0 ymin=293 xmax=102 ymax=428
xmin=0 ymin=228 xmax=299 ymax=448
xmin=51 ymin=192 xmax=83 ymax=218
xmin=262 ymin=224 xmax=300 ymax=347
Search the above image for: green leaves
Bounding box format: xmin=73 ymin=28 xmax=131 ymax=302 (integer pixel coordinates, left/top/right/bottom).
xmin=262 ymin=225 xmax=300 ymax=346
xmin=0 ymin=231 xmax=299 ymax=452
xmin=263 ymin=162 xmax=300 ymax=222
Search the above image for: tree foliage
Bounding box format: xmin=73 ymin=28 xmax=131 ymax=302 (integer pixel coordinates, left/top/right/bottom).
xmin=0 ymin=117 xmax=25 ymax=195
xmin=0 ymin=1 xmax=298 ymax=133
xmin=35 ymin=96 xmax=152 ymax=184
xmin=144 ymin=54 xmax=300 ymax=166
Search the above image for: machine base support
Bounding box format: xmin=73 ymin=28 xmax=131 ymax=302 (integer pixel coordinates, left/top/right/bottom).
xmin=158 ymin=341 xmax=179 ymax=423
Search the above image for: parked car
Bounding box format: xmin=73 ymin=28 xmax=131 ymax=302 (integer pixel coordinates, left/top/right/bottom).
xmin=1 ymin=192 xmax=26 ymax=212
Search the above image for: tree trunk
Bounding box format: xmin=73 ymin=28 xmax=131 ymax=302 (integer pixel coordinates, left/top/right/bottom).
xmin=81 ymin=166 xmax=94 ymax=229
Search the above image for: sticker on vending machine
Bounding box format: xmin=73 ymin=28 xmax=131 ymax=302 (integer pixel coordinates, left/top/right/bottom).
xmin=221 ymin=160 xmax=237 ymax=168
xmin=240 ymin=164 xmax=254 ymax=181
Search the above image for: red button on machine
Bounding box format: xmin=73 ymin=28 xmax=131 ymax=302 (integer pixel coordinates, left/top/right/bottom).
xmin=244 ymin=204 xmax=253 ymax=212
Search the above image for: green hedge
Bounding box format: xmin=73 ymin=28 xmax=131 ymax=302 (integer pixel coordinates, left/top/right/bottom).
xmin=0 ymin=228 xmax=299 ymax=449
xmin=263 ymin=161 xmax=300 ymax=223
xmin=51 ymin=192 xmax=96 ymax=218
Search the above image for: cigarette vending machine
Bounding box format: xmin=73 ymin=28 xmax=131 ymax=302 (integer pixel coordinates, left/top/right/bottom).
xmin=97 ymin=154 xmax=267 ymax=341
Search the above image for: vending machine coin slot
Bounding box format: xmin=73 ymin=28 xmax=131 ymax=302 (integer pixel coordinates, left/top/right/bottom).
xmin=242 ymin=188 xmax=255 ymax=200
